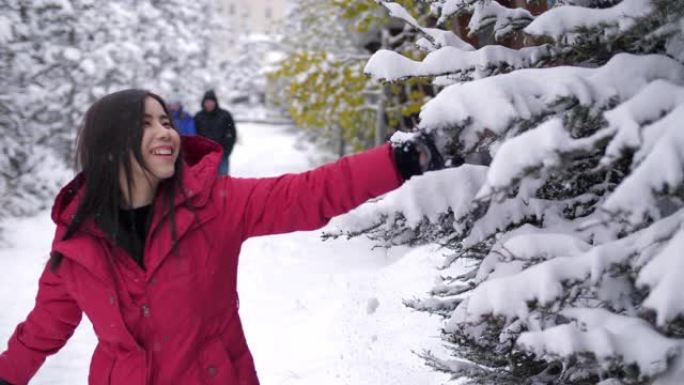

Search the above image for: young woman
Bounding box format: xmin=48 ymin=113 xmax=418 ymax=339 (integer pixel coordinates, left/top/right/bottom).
xmin=0 ymin=89 xmax=441 ymax=385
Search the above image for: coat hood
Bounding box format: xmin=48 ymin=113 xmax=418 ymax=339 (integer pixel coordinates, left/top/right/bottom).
xmin=51 ymin=135 xmax=224 ymax=229
xmin=201 ymin=90 xmax=220 ymax=110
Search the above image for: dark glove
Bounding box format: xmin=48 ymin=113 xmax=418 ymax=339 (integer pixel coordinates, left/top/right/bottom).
xmin=391 ymin=132 xmax=444 ymax=180
xmin=0 ymin=379 xmax=14 ymax=385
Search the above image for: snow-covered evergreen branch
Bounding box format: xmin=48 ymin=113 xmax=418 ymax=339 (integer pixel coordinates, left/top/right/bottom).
xmin=342 ymin=0 xmax=684 ymax=383
xmin=365 ymin=44 xmax=555 ymax=82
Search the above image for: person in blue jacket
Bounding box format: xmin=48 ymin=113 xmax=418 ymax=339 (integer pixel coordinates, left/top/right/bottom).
xmin=167 ymin=96 xmax=196 ymax=136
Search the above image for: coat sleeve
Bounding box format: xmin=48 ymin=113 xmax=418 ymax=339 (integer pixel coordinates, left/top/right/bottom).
xmin=227 ymin=144 xmax=403 ymax=239
xmin=224 ymin=112 xmax=236 ymax=156
xmin=0 ymin=261 xmax=82 ymax=385
xmin=188 ymin=117 xmax=197 ymax=136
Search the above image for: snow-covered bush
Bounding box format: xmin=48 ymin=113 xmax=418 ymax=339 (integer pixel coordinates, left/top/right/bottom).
xmin=331 ymin=0 xmax=684 ymax=383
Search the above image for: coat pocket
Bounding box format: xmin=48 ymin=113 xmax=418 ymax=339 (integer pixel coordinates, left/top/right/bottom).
xmin=199 ymin=338 xmax=239 ymax=384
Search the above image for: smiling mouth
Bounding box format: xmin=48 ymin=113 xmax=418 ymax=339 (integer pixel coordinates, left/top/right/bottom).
xmin=151 ymin=147 xmax=174 ymax=156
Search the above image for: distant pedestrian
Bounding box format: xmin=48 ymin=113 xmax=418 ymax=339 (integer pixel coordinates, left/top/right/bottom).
xmin=194 ymin=90 xmax=236 ymax=175
xmin=167 ymin=96 xmax=196 ymax=136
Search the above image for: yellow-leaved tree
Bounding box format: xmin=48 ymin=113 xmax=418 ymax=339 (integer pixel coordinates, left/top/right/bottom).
xmin=269 ymin=0 xmax=432 ymax=155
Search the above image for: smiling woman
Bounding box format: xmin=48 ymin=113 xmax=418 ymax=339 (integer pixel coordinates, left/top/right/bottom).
xmin=125 ymin=97 xmax=181 ymax=208
xmin=0 ymin=89 xmax=443 ymax=385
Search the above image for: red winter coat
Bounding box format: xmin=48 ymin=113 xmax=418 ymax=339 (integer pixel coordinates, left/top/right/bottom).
xmin=0 ymin=136 xmax=402 ymax=385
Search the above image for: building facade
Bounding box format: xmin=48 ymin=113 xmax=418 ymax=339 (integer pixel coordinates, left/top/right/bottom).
xmin=214 ymin=0 xmax=289 ymax=56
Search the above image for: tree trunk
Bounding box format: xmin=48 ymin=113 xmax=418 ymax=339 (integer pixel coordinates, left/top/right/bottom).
xmin=337 ymin=124 xmax=346 ymax=158
xmin=375 ymin=85 xmax=387 ymax=146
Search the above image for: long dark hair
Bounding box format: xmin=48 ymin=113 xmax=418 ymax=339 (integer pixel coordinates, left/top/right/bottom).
xmin=50 ymin=89 xmax=184 ymax=270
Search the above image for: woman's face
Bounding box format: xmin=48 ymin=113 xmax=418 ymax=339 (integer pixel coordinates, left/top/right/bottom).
xmin=132 ymin=97 xmax=181 ymax=185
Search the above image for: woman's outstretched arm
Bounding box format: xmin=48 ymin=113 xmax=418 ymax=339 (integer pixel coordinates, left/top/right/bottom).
xmin=0 ymin=261 xmax=82 ymax=385
xmin=226 ymin=144 xmax=404 ymax=240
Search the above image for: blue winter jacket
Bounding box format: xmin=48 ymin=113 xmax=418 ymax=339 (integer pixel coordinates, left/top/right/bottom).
xmin=171 ymin=109 xmax=197 ymax=136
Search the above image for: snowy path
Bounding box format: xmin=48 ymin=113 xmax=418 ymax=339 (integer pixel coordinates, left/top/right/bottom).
xmin=0 ymin=123 xmax=448 ymax=384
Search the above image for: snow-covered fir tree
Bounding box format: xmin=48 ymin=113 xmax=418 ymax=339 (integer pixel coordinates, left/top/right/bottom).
xmin=135 ymin=0 xmax=215 ymax=105
xmin=328 ymin=0 xmax=684 ymax=384
xmin=0 ymin=0 xmax=90 ymax=219
xmin=216 ymin=34 xmax=280 ymax=114
xmin=0 ymin=0 xmax=216 ymax=222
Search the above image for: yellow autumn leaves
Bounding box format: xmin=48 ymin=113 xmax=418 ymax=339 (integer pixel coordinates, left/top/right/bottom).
xmin=269 ymin=0 xmax=430 ymax=153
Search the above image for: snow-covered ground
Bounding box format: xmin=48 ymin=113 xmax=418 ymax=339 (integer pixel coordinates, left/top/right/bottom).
xmin=0 ymin=122 xmax=449 ymax=385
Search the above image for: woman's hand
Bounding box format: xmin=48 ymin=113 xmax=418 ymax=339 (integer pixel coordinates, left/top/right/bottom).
xmin=390 ymin=131 xmax=444 ymax=180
